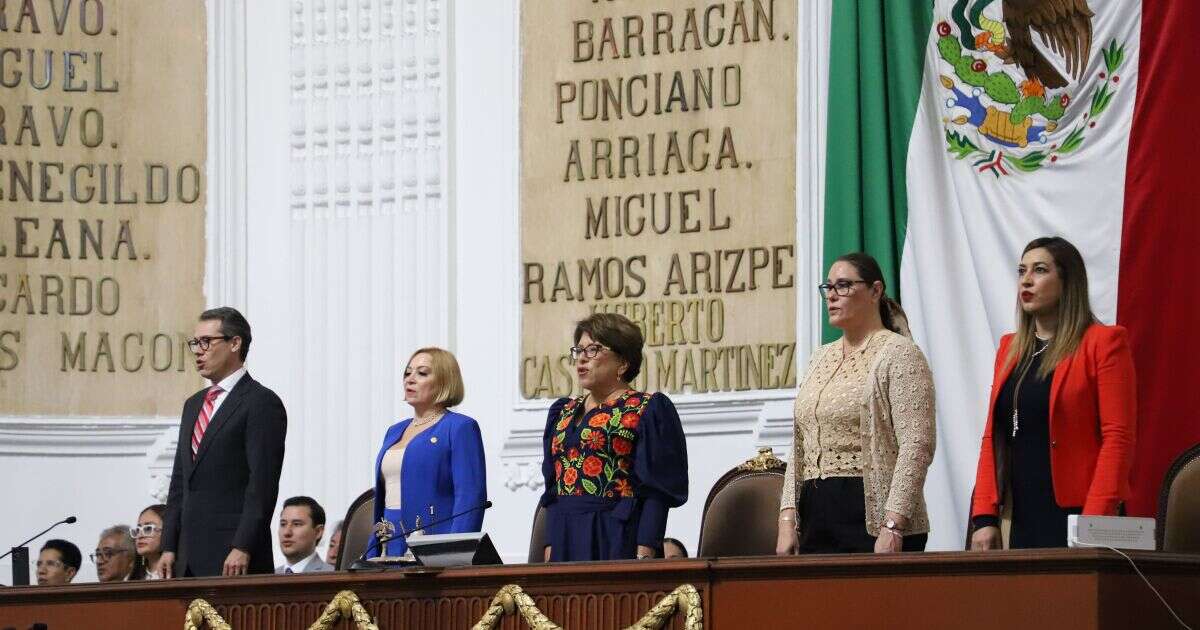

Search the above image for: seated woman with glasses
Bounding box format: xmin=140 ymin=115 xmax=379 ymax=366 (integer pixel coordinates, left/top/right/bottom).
xmin=540 ymin=313 xmax=688 ymax=562
xmin=969 ymin=237 xmax=1136 ymax=549
xmin=132 ymin=504 xmax=167 ymax=579
xmin=364 ymin=347 xmax=487 ymax=560
xmin=777 ymin=252 xmax=937 ymax=555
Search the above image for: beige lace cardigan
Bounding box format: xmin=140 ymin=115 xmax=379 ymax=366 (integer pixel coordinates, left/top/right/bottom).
xmin=779 ymin=330 xmax=937 ymax=535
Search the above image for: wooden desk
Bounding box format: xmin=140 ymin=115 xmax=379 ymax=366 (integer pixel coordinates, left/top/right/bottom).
xmin=1 ymin=550 xmax=1197 ymax=629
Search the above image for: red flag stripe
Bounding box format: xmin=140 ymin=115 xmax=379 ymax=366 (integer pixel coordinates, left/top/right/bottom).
xmin=1117 ymin=0 xmax=1200 ymax=516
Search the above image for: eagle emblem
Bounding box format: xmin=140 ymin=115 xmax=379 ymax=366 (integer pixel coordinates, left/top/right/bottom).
xmin=935 ymin=0 xmax=1127 ymax=177
xmin=373 ymin=519 xmax=396 ymax=542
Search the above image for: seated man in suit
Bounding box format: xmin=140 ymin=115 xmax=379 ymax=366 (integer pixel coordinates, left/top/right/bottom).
xmin=276 ymin=496 xmax=334 ymax=574
xmin=36 ymin=539 xmax=81 ymax=586
xmin=94 ymin=526 xmax=136 ymax=582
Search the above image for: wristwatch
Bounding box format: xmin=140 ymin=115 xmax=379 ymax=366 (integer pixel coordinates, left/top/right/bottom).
xmin=883 ymin=518 xmax=905 ymax=536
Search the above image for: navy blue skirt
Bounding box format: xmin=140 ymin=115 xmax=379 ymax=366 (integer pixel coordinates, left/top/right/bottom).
xmin=546 ymin=496 xmax=641 ymax=562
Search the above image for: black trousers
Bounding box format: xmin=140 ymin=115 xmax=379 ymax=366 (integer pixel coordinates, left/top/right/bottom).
xmin=798 ymin=477 xmax=927 ymax=553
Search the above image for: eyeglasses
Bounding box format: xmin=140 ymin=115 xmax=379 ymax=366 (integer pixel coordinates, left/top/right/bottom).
xmin=569 ymin=343 xmax=607 ymax=361
xmin=90 ymin=548 xmax=129 ymax=563
xmin=131 ymin=523 xmax=162 ymax=538
xmin=186 ymin=335 xmax=230 ymax=352
xmin=35 ymin=559 xmax=64 ymax=569
xmin=817 ymin=280 xmax=870 ymax=298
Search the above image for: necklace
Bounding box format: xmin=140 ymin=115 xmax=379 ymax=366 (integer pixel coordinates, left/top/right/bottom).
xmin=842 ymin=330 xmax=880 ymax=356
xmin=1011 ymin=339 xmax=1050 ymax=438
xmin=411 ymin=409 xmax=445 ymax=427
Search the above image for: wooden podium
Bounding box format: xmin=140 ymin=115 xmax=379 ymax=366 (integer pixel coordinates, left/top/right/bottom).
xmin=1 ymin=550 xmax=1197 ymax=629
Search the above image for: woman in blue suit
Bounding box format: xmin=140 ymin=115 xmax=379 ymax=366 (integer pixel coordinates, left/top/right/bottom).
xmin=365 ymin=347 xmax=486 ymax=558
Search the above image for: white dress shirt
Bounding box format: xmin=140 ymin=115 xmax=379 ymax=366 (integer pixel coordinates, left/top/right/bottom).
xmin=282 ymin=551 xmax=319 ymax=574
xmin=209 ymin=366 xmax=247 ymax=415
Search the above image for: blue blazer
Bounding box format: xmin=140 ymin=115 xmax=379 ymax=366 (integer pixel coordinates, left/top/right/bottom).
xmin=366 ymin=410 xmax=487 ymax=557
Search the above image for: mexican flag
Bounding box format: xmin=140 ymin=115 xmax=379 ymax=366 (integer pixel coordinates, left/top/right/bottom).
xmin=823 ymin=0 xmax=1200 ymax=549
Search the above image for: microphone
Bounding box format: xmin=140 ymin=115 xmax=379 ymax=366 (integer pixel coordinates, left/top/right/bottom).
xmin=3 ymin=516 xmax=76 ymax=586
xmin=0 ymin=516 xmax=77 ymax=561
xmin=351 ymin=501 xmax=492 ymax=568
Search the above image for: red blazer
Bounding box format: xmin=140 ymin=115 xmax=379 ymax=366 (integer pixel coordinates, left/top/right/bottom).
xmin=971 ymin=323 xmax=1137 ymax=518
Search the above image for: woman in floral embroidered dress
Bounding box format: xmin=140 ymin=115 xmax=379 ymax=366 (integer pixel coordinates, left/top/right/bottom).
xmin=539 ymin=313 xmax=688 ymax=562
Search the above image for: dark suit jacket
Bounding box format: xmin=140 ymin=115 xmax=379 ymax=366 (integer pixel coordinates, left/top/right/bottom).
xmin=162 ymin=373 xmax=287 ymax=576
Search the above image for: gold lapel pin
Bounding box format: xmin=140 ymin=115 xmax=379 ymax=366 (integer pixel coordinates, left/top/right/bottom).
xmin=430 ymin=436 xmax=438 ymax=444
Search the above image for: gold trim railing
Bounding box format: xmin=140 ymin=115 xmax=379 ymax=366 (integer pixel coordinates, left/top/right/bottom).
xmin=186 ymin=590 xmax=377 ymax=630
xmin=306 ymin=590 xmax=380 ymax=630
xmin=185 ymin=583 xmax=703 ymax=630
xmin=183 ymin=599 xmax=231 ymax=630
xmin=471 ymin=583 xmax=563 ymax=630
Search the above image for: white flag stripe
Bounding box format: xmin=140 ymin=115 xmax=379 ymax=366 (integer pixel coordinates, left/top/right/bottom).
xmin=901 ymin=0 xmax=1142 ymax=549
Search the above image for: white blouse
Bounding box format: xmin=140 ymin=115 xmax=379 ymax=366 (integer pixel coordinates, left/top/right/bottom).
xmin=381 ymin=443 xmax=406 ymax=509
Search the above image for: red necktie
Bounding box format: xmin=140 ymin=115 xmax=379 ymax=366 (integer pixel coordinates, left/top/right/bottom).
xmin=191 ymin=385 xmax=223 ymax=458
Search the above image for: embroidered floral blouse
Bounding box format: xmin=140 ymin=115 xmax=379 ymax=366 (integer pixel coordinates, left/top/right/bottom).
xmin=539 ymin=390 xmax=688 ymax=548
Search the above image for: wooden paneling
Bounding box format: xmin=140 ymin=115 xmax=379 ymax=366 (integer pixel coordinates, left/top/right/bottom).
xmin=0 ymin=598 xmax=182 ymax=630
xmin=1 ymin=551 xmax=1196 ymax=630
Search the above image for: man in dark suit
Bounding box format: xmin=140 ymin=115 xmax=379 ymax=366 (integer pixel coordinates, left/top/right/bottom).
xmin=159 ymin=307 xmax=287 ymax=577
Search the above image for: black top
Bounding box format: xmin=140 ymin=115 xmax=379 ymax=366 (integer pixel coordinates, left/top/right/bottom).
xmin=974 ymin=339 xmax=1081 ymax=547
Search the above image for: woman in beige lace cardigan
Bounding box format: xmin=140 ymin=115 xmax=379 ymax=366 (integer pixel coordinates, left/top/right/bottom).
xmin=776 ymin=253 xmax=937 ymax=554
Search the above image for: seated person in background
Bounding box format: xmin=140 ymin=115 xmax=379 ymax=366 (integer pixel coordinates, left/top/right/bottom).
xmin=93 ymin=526 xmax=137 ymax=582
xmin=134 ymin=504 xmax=167 ymax=579
xmin=326 ymin=519 xmax=344 ymax=568
xmin=36 ymin=539 xmax=81 ymax=586
xmin=276 ymin=496 xmax=334 ymax=573
xmin=662 ymin=538 xmax=689 ymax=559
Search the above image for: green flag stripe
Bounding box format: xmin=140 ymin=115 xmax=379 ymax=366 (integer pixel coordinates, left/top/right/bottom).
xmin=822 ymin=0 xmax=933 ymax=341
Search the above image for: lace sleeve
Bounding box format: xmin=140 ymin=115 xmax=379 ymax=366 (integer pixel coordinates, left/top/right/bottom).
xmin=781 ymin=349 xmax=821 ymax=513
xmin=780 ymin=428 xmax=800 ymax=512
xmin=883 ymin=341 xmax=937 ymax=519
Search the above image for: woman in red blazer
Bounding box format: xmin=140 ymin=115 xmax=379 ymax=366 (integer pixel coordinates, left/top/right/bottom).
xmin=970 ymin=237 xmax=1136 ymax=549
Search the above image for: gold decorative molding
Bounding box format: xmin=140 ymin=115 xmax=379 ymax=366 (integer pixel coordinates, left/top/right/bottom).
xmin=736 ymin=447 xmax=786 ymax=473
xmin=626 ymin=584 xmax=704 ymax=630
xmin=471 ymin=583 xmax=703 ymax=630
xmin=185 ymin=590 xmax=378 ymax=630
xmin=185 ymin=584 xmax=701 ymax=630
xmin=306 ymin=590 xmax=380 ymax=630
xmin=472 ymin=584 xmax=562 ymax=630
xmin=184 ymin=599 xmax=231 ymax=630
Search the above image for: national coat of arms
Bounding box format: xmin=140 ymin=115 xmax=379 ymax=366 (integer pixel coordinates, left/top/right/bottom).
xmin=935 ymin=0 xmax=1127 ymax=177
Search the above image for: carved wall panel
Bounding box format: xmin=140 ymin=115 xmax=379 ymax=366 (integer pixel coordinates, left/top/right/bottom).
xmin=284 ymin=0 xmax=450 ymax=522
